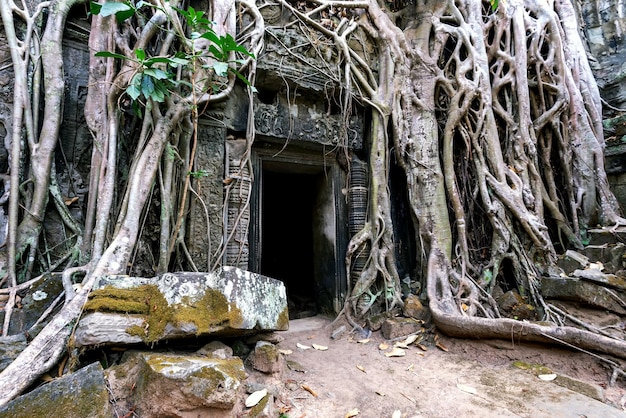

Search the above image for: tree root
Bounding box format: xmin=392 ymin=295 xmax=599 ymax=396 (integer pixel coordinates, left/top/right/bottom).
xmin=427 ymin=249 xmax=626 ymax=361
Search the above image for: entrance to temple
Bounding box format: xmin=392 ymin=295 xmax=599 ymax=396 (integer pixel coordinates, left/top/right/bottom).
xmin=249 ymin=142 xmax=347 ymax=318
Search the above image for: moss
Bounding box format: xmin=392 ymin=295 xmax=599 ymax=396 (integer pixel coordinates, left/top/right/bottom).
xmin=86 ymin=284 xmax=249 ymax=343
xmin=174 ymin=289 xmax=243 ymax=334
xmin=247 ymin=392 xmax=269 ymax=417
xmin=512 ymin=361 xmax=552 ymax=376
xmin=277 ymin=306 xmax=289 ymax=330
xmin=91 ymin=285 xmax=174 ymax=343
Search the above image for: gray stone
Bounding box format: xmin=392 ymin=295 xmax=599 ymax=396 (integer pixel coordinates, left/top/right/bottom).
xmin=0 ymin=334 xmax=26 ymax=373
xmin=541 ymin=276 xmax=626 ymax=314
xmin=109 ymin=352 xmax=246 ymax=418
xmin=554 ymin=374 xmax=604 ymax=402
xmin=581 ymin=243 xmax=626 ymax=274
xmin=381 ymin=317 xmax=422 ymax=340
xmin=0 ymin=273 xmax=64 ymax=336
xmin=0 ymin=362 xmax=110 ymax=418
xmin=557 ymin=250 xmax=589 ymax=274
xmin=572 ymin=268 xmax=626 ymax=291
xmin=74 ymin=267 xmax=289 ymax=346
xmin=197 ymin=340 xmax=234 ymax=359
xmin=403 ymin=294 xmax=427 ymax=320
xmin=248 ymin=341 xmax=284 ymax=375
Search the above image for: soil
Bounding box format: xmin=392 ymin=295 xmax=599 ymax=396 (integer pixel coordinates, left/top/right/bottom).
xmin=249 ymin=315 xmax=626 ymax=418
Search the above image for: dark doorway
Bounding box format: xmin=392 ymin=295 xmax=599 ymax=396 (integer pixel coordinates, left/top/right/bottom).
xmin=249 ymin=143 xmax=348 ymax=319
xmin=261 ymin=167 xmax=320 ymax=318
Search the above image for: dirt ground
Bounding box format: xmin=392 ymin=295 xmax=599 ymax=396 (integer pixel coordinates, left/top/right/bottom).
xmin=248 ymin=315 xmax=626 ymax=418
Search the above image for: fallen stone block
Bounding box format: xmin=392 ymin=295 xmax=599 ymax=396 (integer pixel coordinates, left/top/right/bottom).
xmin=74 ymin=266 xmax=289 ymax=346
xmin=0 ymin=362 xmax=110 ymax=418
xmin=247 ymin=341 xmax=284 ymax=375
xmin=403 ymin=294 xmax=427 ymax=320
xmin=0 ymin=334 xmax=27 ymax=373
xmin=381 ymin=317 xmax=422 ymax=340
xmin=557 ymin=250 xmax=589 ymax=274
xmin=541 ymin=276 xmax=626 ymax=314
xmin=108 ymin=351 xmax=246 ymax=417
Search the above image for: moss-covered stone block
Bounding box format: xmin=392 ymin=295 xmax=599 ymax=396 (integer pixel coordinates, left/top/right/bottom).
xmin=74 ymin=267 xmax=289 ymax=346
xmin=0 ymin=362 xmax=110 ymax=418
xmin=133 ymin=353 xmax=246 ymax=416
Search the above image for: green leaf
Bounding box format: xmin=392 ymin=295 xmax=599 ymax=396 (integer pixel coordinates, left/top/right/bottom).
xmin=141 ymin=75 xmax=155 ymax=96
xmin=212 ymin=61 xmax=229 ymax=77
xmin=135 ymin=48 xmax=146 ymax=61
xmin=143 ymin=68 xmax=169 ymax=80
xmin=232 ymin=68 xmax=251 ymax=86
xmin=200 ymin=30 xmax=221 ymax=45
xmin=168 ymin=57 xmax=190 ymax=66
xmin=95 ymin=51 xmax=130 ymax=61
xmin=90 ymin=2 xmax=102 ymax=15
xmin=98 ymin=2 xmax=132 ymax=17
xmin=490 ymin=0 xmax=498 ymax=10
xmin=126 ymin=83 xmax=141 ymax=100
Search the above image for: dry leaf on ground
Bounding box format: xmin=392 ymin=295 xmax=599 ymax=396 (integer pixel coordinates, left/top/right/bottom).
xmin=384 ymin=347 xmax=407 ymax=357
xmin=456 ymin=383 xmax=477 ymax=395
xmin=312 ymin=343 xmax=328 ymax=351
xmin=245 ymin=389 xmax=267 ymax=408
xmin=297 ymin=343 xmax=311 ymax=350
xmin=345 ymin=408 xmax=360 ymax=417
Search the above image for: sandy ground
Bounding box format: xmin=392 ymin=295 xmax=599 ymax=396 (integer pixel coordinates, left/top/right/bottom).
xmin=250 ymin=315 xmax=626 ymax=418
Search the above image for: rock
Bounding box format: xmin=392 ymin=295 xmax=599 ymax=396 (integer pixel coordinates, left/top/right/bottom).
xmin=381 ymin=318 xmax=422 ymax=340
xmin=571 ymin=268 xmax=626 ymax=292
xmin=0 ymin=273 xmax=64 ymax=336
xmin=108 ymin=351 xmax=246 ymax=418
xmin=555 ymin=374 xmax=604 ymax=402
xmin=245 ymin=392 xmax=274 ymax=417
xmin=248 ymin=341 xmax=284 ymax=375
xmin=197 ymin=341 xmax=234 ymax=359
xmin=497 ymin=290 xmax=524 ymax=313
xmin=331 ymin=325 xmax=347 ymax=339
xmin=541 ymin=276 xmax=626 ymax=314
xmin=0 ymin=334 xmax=27 ymax=373
xmin=403 ymin=294 xmax=427 ymax=320
xmin=74 ymin=267 xmax=289 ymax=346
xmin=0 ymin=362 xmax=110 ymax=418
xmin=366 ymin=313 xmax=387 ymax=331
xmin=581 ymin=243 xmax=626 ymax=274
xmin=557 ymin=250 xmax=589 ymax=274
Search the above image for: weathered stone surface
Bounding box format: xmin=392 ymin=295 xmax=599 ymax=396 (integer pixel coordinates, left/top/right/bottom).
xmin=555 ymin=374 xmax=604 ymax=402
xmin=0 ymin=273 xmax=64 ymax=336
xmin=0 ymin=334 xmax=26 ymax=373
xmin=74 ymin=267 xmax=289 ymax=346
xmin=572 ymin=268 xmax=626 ymax=291
xmin=197 ymin=340 xmax=234 ymax=359
xmin=381 ymin=317 xmax=422 ymax=340
xmin=366 ymin=313 xmax=387 ymax=331
xmin=582 ymin=243 xmax=626 ymax=274
xmin=557 ymin=250 xmax=589 ymax=274
xmin=541 ymin=276 xmax=626 ymax=314
xmin=244 ymin=392 xmax=274 ymax=418
xmin=0 ymin=362 xmax=110 ymax=418
xmin=247 ymin=341 xmax=284 ymax=375
xmin=108 ymin=352 xmax=246 ymax=418
xmin=403 ymin=294 xmax=427 ymax=320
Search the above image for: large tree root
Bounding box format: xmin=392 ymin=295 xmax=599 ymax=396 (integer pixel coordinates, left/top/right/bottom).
xmin=427 ymin=249 xmax=626 ymax=361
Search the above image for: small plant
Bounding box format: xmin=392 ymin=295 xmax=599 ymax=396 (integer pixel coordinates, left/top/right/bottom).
xmin=90 ymin=1 xmax=255 ymax=113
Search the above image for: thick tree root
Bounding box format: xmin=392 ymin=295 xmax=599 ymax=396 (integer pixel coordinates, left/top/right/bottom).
xmin=427 ymin=249 xmax=626 ymax=360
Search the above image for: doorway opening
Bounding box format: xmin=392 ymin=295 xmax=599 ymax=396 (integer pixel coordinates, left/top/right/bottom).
xmin=261 ymin=167 xmax=320 ymax=318
xmin=249 ymin=143 xmax=348 ymax=319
